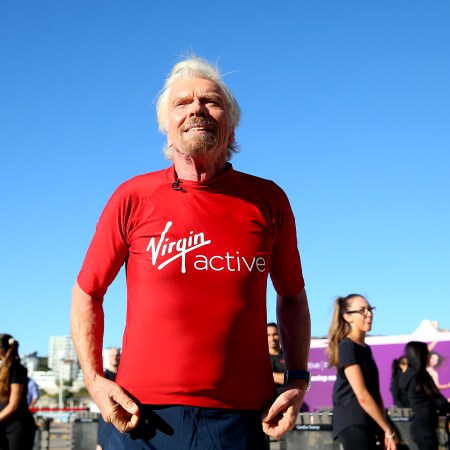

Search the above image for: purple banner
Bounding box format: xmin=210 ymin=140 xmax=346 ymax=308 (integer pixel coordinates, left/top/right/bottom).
xmin=304 ymin=335 xmax=450 ymax=411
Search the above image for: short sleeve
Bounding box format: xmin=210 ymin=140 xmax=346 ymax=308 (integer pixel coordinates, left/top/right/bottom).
xmin=339 ymin=339 xmax=359 ymax=369
xmin=10 ymin=362 xmax=27 ymax=385
xmin=269 ymin=184 xmax=304 ymax=297
xmin=77 ymin=185 xmax=131 ymax=297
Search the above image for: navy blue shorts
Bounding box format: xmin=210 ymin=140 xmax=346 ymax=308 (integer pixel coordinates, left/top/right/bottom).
xmin=99 ymin=405 xmax=269 ymax=450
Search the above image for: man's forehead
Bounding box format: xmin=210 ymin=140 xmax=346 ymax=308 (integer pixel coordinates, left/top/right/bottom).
xmin=169 ymin=77 xmax=224 ymax=98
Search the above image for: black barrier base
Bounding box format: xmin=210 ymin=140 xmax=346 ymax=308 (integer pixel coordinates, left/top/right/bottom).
xmin=70 ymin=412 xmax=100 ymax=450
xmin=285 ymin=412 xmax=338 ymax=450
xmin=286 ymin=429 xmax=339 ymax=450
xmin=285 ymin=409 xmax=449 ymax=450
xmin=388 ymin=407 xmax=449 ymax=450
xmin=71 ymin=420 xmax=99 ymax=450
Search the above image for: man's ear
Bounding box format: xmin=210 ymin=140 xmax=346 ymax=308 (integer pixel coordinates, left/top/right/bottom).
xmin=167 ymin=132 xmax=173 ymax=148
xmin=229 ymin=128 xmax=235 ymax=144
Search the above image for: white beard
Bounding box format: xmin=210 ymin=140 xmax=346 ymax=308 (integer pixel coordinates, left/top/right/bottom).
xmin=175 ymin=130 xmax=218 ymax=156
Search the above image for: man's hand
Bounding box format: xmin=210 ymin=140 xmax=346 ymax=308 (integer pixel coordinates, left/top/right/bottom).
xmin=261 ymin=385 xmax=306 ymax=439
xmin=71 ymin=283 xmax=139 ymax=433
xmin=89 ymin=376 xmax=140 ymax=433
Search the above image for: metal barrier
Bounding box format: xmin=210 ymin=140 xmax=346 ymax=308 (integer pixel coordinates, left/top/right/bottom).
xmin=285 ymin=411 xmax=339 ymax=449
xmin=33 ymin=416 xmax=53 ymax=450
xmin=438 ymin=415 xmax=450 ymax=450
xmin=70 ymin=412 xmax=100 ymax=450
xmin=387 ymin=407 xmax=418 ymax=450
xmin=33 ymin=412 xmax=100 ymax=450
xmin=33 ymin=408 xmax=447 ymax=450
xmin=388 ymin=407 xmax=449 ymax=450
xmin=284 ymin=408 xmax=449 ymax=450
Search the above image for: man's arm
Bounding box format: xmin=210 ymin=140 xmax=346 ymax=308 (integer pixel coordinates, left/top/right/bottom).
xmin=70 ymin=282 xmax=139 ymax=432
xmin=28 ymin=380 xmax=39 ymax=408
xmin=262 ymin=288 xmax=311 ymax=439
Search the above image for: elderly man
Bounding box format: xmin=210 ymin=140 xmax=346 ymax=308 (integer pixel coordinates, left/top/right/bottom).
xmin=71 ymin=56 xmax=311 ymax=450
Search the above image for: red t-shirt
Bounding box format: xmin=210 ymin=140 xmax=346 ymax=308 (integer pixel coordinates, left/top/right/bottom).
xmin=78 ymin=164 xmax=304 ymax=410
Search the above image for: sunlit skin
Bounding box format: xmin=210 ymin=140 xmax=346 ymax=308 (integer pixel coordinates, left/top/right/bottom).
xmin=166 ymin=77 xmax=235 ymax=182
xmin=429 ymin=353 xmax=439 ymax=368
xmin=399 ymin=357 xmax=408 ymax=373
xmin=344 ymin=296 xmax=374 ymax=344
xmin=107 ymin=348 xmax=121 ymax=372
xmin=427 ymin=352 xmax=450 ymax=390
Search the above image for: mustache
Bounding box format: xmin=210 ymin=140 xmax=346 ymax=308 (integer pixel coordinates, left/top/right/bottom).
xmin=182 ymin=119 xmax=216 ymax=131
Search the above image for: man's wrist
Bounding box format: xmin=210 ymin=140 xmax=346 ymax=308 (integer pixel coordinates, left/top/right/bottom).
xmin=284 ymin=370 xmax=311 ymax=391
xmin=284 ymin=379 xmax=309 ymax=391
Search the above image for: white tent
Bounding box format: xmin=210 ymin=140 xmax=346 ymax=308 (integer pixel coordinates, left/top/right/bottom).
xmin=311 ymin=320 xmax=450 ymax=348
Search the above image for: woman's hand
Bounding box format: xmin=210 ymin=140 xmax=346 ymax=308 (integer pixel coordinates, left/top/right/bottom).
xmin=384 ymin=430 xmax=398 ymax=450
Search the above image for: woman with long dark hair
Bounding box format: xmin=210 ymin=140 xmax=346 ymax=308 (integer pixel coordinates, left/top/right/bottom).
xmin=398 ymin=341 xmax=450 ymax=450
xmin=390 ymin=355 xmax=408 ymax=407
xmin=327 ymin=294 xmax=397 ymax=450
xmin=0 ymin=334 xmax=36 ymax=450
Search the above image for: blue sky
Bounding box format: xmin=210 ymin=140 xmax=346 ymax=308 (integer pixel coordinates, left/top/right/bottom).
xmin=1 ymin=1 xmax=449 ymax=357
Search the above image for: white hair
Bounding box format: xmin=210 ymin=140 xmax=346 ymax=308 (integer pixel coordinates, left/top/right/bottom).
xmin=156 ymin=56 xmax=241 ymax=161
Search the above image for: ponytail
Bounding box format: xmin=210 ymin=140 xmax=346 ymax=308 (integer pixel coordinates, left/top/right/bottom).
xmin=326 ymin=294 xmax=363 ymax=368
xmin=0 ymin=334 xmax=20 ymax=403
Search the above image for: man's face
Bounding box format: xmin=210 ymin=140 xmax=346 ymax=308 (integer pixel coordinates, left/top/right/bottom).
xmin=166 ymin=77 xmax=234 ymax=158
xmin=267 ymin=326 xmax=281 ymax=351
xmin=109 ymin=348 xmax=121 ymax=368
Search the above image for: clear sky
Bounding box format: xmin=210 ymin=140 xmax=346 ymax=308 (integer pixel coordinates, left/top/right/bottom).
xmin=1 ymin=1 xmax=449 ymax=357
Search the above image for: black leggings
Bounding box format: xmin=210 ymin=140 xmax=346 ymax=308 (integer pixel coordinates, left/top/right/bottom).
xmin=338 ymin=424 xmax=380 ymax=450
xmin=410 ymin=416 xmax=439 ymax=450
xmin=0 ymin=415 xmax=36 ymax=450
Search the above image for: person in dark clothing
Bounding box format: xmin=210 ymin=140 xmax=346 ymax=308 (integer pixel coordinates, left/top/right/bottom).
xmin=103 ymin=347 xmax=121 ymax=382
xmin=327 ymin=294 xmax=398 ymax=450
xmin=390 ymin=356 xmax=408 ymax=407
xmin=267 ymin=323 xmax=286 ymax=396
xmin=0 ymin=334 xmax=36 ymax=450
xmin=398 ymin=341 xmax=450 ymax=450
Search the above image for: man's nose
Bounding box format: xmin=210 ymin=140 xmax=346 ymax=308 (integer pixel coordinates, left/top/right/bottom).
xmin=189 ymin=99 xmax=207 ymax=116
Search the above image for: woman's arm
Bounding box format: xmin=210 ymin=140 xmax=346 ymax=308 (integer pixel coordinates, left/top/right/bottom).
xmin=345 ymin=365 xmax=397 ymax=449
xmin=428 ymin=367 xmax=450 ymax=390
xmin=0 ymin=384 xmax=24 ymax=422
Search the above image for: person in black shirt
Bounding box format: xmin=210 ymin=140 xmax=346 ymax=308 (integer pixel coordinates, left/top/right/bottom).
xmin=0 ymin=334 xmax=36 ymax=450
xmin=268 ymin=323 xmax=286 ymax=396
xmin=398 ymin=341 xmax=450 ymax=450
xmin=326 ymin=294 xmax=397 ymax=450
xmin=390 ymin=355 xmax=408 ymax=407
